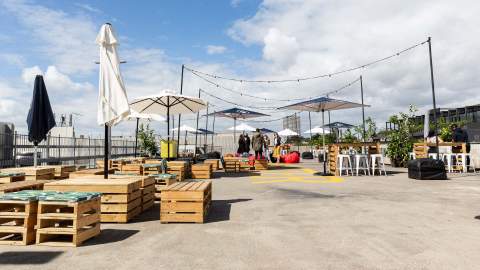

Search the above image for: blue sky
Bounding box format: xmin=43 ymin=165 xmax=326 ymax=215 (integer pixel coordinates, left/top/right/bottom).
xmin=0 ymin=0 xmax=479 ymax=137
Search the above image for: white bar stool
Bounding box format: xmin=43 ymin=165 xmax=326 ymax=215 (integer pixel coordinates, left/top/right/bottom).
xmin=371 ymin=154 xmax=387 ymax=176
xmin=337 ymin=154 xmax=353 ymax=176
xmin=441 ymin=153 xmax=454 ymax=172
xmin=354 ymin=154 xmax=370 ymax=176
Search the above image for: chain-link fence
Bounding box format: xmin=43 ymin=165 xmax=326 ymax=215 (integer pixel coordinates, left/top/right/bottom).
xmin=0 ymin=132 xmax=136 ymax=169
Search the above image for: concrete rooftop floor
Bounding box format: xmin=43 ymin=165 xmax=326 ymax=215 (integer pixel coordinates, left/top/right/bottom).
xmin=1 ymin=161 xmax=480 ymax=270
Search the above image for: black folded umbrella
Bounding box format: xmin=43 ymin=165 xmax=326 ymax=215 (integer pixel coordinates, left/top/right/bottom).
xmin=26 ymin=75 xmax=56 ymax=166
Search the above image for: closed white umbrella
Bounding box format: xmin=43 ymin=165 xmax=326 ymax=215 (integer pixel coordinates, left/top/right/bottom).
xmin=126 ymin=110 xmax=165 ymax=157
xmin=228 ymin=123 xmax=256 ymax=132
xmin=130 ymin=89 xmax=207 ymax=158
xmin=278 ymin=128 xmax=298 ymax=136
xmin=96 ymin=23 xmax=130 ymax=178
xmin=304 ymin=126 xmax=331 ymax=134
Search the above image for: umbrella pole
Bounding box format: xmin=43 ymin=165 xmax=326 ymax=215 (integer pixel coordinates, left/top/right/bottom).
xmin=322 ymin=109 xmax=326 ymax=174
xmin=33 ymin=143 xmax=38 ymax=167
xmin=427 ymin=37 xmax=440 ymax=159
xmin=177 ymin=64 xmax=184 ymax=155
xmin=205 ymin=104 xmax=209 ymax=152
xmin=233 ymin=117 xmax=236 ymax=152
xmin=360 ymin=75 xmax=366 ymax=144
xmin=194 ymin=89 xmax=200 ymax=156
xmin=184 ymin=130 xmax=187 ymax=152
xmin=167 ymin=97 xmax=170 ymax=160
xmin=104 ymin=124 xmax=108 ymax=179
xmin=211 ymin=111 xmax=216 ymax=149
xmin=134 ymin=118 xmax=139 ymax=157
xmin=308 ymin=111 xmax=313 ymax=153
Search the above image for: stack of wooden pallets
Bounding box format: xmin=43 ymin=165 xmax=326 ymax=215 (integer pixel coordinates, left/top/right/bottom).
xmin=121 ymin=164 xmax=143 ymax=175
xmin=142 ymin=164 xmax=161 ymax=175
xmin=254 ymin=159 xmax=269 ymax=170
xmin=167 ymin=161 xmax=188 ymax=181
xmin=68 ymin=168 xmax=115 ymax=179
xmin=204 ymin=159 xmax=220 ymax=171
xmin=0 ymin=196 xmax=38 ymax=245
xmin=1 ymin=167 xmax=54 ymax=181
xmin=36 ymin=193 xmax=101 ymax=247
xmin=152 ymin=174 xmax=177 ymax=201
xmin=0 ymin=181 xmax=45 ymax=195
xmin=223 ymin=157 xmax=240 ymax=172
xmin=138 ymin=176 xmax=155 ymax=212
xmin=0 ymin=172 xmax=25 ymax=184
xmin=191 ymin=164 xmax=213 ymax=179
xmin=160 ymin=181 xmax=212 ymax=223
xmin=43 ymin=165 xmax=76 ymax=179
xmin=44 ymin=178 xmax=142 ymax=223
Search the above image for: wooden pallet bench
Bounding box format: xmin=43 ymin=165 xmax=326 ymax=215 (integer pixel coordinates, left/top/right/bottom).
xmin=223 ymin=158 xmax=240 ymax=173
xmin=152 ymin=174 xmax=177 ymax=201
xmin=68 ymin=168 xmax=115 ymax=178
xmin=43 ymin=165 xmax=76 ymax=179
xmin=36 ymin=195 xmax=101 ymax=247
xmin=0 ymin=199 xmax=37 ymax=245
xmin=167 ymin=161 xmax=190 ymax=180
xmin=142 ymin=164 xmax=161 ymax=176
xmin=191 ymin=164 xmax=213 ymax=179
xmin=0 ymin=173 xmax=26 ymax=184
xmin=139 ymin=176 xmax=155 ymax=212
xmin=1 ymin=167 xmax=55 ymax=181
xmin=160 ymin=181 xmax=212 ymax=224
xmin=204 ymin=159 xmax=220 ymax=171
xmin=121 ymin=164 xmax=143 ymax=175
xmin=0 ymin=181 xmax=45 ymax=194
xmin=44 ymin=178 xmax=142 ymax=223
xmin=254 ymin=159 xmax=269 ymax=170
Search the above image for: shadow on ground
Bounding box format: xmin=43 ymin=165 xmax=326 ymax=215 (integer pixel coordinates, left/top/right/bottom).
xmin=0 ymin=251 xmax=63 ymax=265
xmin=273 ymin=187 xmax=337 ymax=199
xmin=207 ymin=199 xmax=252 ymax=223
xmin=215 ymin=171 xmax=261 ymax=178
xmin=129 ymin=203 xmax=160 ymax=223
xmin=82 ymin=229 xmax=139 ymax=246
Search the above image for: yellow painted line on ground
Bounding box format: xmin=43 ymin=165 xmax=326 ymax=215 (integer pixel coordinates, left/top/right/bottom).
xmin=302 ymin=168 xmax=317 ymax=174
xmin=250 ymin=176 xmax=344 ymax=184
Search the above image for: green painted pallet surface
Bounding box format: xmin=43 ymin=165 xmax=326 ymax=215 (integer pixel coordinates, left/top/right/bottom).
xmin=0 ymin=190 xmax=101 ymax=202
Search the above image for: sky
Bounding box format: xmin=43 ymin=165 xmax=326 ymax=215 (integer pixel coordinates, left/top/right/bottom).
xmin=0 ymin=0 xmax=479 ymax=138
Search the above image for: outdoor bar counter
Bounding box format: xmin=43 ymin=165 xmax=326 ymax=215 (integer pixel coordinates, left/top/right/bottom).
xmin=327 ymin=142 xmax=381 ymax=175
xmin=413 ymin=142 xmax=467 ymax=158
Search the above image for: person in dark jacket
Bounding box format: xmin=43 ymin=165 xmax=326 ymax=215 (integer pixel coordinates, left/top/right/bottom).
xmin=237 ymin=134 xmax=245 ymax=155
xmin=244 ymin=134 xmax=251 ymax=154
xmin=252 ymin=129 xmax=265 ymax=159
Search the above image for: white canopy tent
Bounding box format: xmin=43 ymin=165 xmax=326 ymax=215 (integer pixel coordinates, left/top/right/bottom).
xmin=228 ymin=123 xmax=256 ymax=132
xmin=278 ymin=128 xmax=299 ymax=136
xmin=304 ymin=126 xmax=331 ymax=134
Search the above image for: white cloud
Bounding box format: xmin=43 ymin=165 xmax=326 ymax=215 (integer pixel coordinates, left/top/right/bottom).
xmin=0 ymin=53 xmax=25 ymax=67
xmin=2 ymin=0 xmax=98 ymax=75
xmin=262 ymin=28 xmax=299 ymax=68
xmin=21 ymin=65 xmax=95 ymax=93
xmin=74 ymin=3 xmax=102 ymax=14
xmin=231 ymin=0 xmax=243 ymax=7
xmin=206 ymin=45 xmax=227 ymax=55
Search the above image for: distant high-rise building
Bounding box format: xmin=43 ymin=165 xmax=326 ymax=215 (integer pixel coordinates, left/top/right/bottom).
xmin=283 ymin=114 xmax=301 ymax=135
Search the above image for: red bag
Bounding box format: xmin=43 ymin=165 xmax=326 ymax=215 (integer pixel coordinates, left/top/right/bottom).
xmin=284 ymin=152 xmax=300 ymax=163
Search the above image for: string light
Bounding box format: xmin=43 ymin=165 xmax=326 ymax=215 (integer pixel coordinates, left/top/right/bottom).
xmin=184 ymin=39 xmax=427 ymax=83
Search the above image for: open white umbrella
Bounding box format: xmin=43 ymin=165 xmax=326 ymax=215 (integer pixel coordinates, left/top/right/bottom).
xmin=278 ymin=128 xmax=298 ymax=136
xmin=126 ymin=110 xmax=165 ymax=157
xmin=228 ymin=123 xmax=256 ymax=132
xmin=304 ymin=126 xmax=331 ymax=134
xmin=130 ymin=89 xmax=206 ymax=158
xmin=96 ymin=23 xmax=130 ymax=178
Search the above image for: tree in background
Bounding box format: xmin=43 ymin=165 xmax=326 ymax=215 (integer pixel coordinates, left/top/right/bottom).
xmin=354 ymin=117 xmax=377 ymax=141
xmin=137 ymin=123 xmax=158 ymax=156
xmin=385 ymin=105 xmax=417 ymax=167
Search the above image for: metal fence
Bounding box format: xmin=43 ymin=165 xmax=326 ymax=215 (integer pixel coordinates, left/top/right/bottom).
xmin=0 ymin=132 xmax=136 ymax=169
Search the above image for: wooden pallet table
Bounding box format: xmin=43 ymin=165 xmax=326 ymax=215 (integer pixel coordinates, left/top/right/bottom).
xmin=42 ymin=165 xmax=76 ymax=179
xmin=167 ymin=162 xmax=187 ymax=181
xmin=145 ymin=159 xmax=162 ymax=164
xmin=0 ymin=173 xmax=26 ymax=184
xmin=204 ymin=159 xmax=220 ymax=171
xmin=1 ymin=167 xmax=54 ymax=181
xmin=223 ymin=157 xmax=240 ymax=173
xmin=121 ymin=164 xmax=143 ymax=175
xmin=69 ymin=168 xmax=115 ymax=178
xmin=0 ymin=199 xmax=37 ymax=245
xmin=191 ymin=164 xmax=213 ymax=179
xmin=160 ymin=181 xmax=212 ymax=223
xmin=142 ymin=164 xmax=161 ymax=175
xmin=151 ymin=174 xmax=177 ymax=201
xmin=254 ymin=159 xmax=269 ymax=170
xmin=36 ymin=196 xmax=101 ymax=247
xmin=44 ymin=178 xmax=142 ymax=223
xmin=0 ymin=181 xmax=45 ymax=194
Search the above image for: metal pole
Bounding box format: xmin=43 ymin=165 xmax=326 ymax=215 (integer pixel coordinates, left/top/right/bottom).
xmin=167 ymin=97 xmax=170 ymax=160
xmin=184 ymin=130 xmax=188 ymax=152
xmin=194 ymin=89 xmax=200 ymax=155
xmin=205 ymin=103 xmax=209 ymax=151
xmin=322 ymin=109 xmax=327 ymax=174
xmin=211 ymin=111 xmax=216 ymax=150
xmin=428 ymin=37 xmax=440 ymax=159
xmin=360 ymin=75 xmax=366 ymax=143
xmin=308 ymin=111 xmax=313 ymax=152
xmin=177 ymin=64 xmax=184 ymax=154
xmin=134 ymin=118 xmax=139 ymax=157
xmin=104 ymin=124 xmax=108 ymax=179
xmin=233 ymin=117 xmax=237 ymax=151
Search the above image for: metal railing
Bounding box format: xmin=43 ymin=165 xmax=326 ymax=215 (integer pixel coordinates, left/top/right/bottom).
xmin=0 ymin=132 xmax=136 ymax=169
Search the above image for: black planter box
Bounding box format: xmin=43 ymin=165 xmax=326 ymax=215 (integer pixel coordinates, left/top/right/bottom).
xmin=408 ymin=158 xmax=447 ymax=180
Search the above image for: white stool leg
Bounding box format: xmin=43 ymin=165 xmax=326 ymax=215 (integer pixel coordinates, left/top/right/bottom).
xmin=338 ymin=157 xmax=343 ymax=176
xmin=348 ymin=157 xmax=353 ymax=175
xmin=371 ymin=156 xmax=376 ymax=176
xmin=381 ymin=156 xmax=387 ymax=176
xmin=355 ymin=156 xmax=360 ymax=176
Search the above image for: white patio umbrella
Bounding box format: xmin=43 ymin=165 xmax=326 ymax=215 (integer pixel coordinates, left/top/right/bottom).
xmin=130 ymin=89 xmax=207 ymax=159
xmin=96 ymin=23 xmax=130 ymax=178
xmin=172 ymin=124 xmax=199 ymax=152
xmin=278 ymin=128 xmax=298 ymax=136
xmin=126 ymin=110 xmax=165 ymax=157
xmin=304 ymin=126 xmax=331 ymax=134
xmin=228 ymin=123 xmax=256 ymax=133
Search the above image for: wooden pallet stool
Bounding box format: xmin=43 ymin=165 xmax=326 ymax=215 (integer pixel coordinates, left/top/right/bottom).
xmin=69 ymin=168 xmax=115 ymax=178
xmin=0 ymin=197 xmax=37 ymax=245
xmin=204 ymin=159 xmax=220 ymax=171
xmin=160 ymin=181 xmax=212 ymax=223
xmin=36 ymin=194 xmax=101 ymax=247
xmin=223 ymin=158 xmax=240 ymax=173
xmin=139 ymin=176 xmax=156 ymax=212
xmin=254 ymin=159 xmax=269 ymax=170
xmin=152 ymin=174 xmax=177 ymax=201
xmin=0 ymin=181 xmax=45 ymax=194
xmin=43 ymin=165 xmax=76 ymax=179
xmin=1 ymin=167 xmax=54 ymax=181
xmin=0 ymin=173 xmax=26 ymax=184
xmin=142 ymin=164 xmax=161 ymax=176
xmin=121 ymin=164 xmax=143 ymax=175
xmin=191 ymin=164 xmax=213 ymax=179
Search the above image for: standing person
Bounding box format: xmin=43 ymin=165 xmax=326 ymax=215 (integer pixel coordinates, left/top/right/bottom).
xmin=263 ymin=134 xmax=271 ymax=162
xmin=244 ymin=133 xmax=251 ymax=155
xmin=237 ymin=134 xmax=245 ymax=156
xmin=273 ymin=132 xmax=281 ymax=163
xmin=252 ymin=128 xmax=264 ymax=160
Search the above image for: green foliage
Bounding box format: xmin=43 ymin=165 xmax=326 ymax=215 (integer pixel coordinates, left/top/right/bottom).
xmin=308 ymin=133 xmax=337 ymax=146
xmin=353 ymin=117 xmax=377 ymax=141
xmin=342 ymin=129 xmax=358 ymax=143
xmin=385 ymin=105 xmax=417 ymax=167
xmin=137 ymin=124 xmax=158 ymax=156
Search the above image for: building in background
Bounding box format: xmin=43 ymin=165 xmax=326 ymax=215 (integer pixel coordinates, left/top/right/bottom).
xmin=283 ymin=114 xmax=301 ymax=135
